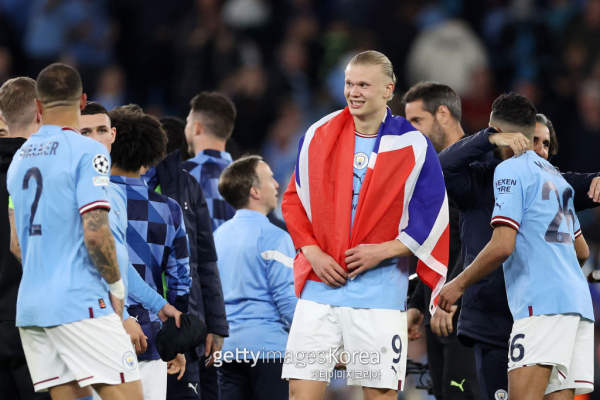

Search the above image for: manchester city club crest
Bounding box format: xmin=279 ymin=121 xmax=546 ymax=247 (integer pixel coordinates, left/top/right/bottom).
xmin=122 ymin=351 xmax=137 ymax=370
xmin=354 ymin=152 xmax=368 ymax=170
xmin=494 ymin=389 xmax=508 ymax=400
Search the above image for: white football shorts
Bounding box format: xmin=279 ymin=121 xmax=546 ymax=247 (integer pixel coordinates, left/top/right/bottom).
xmin=20 ymin=313 xmax=140 ymax=392
xmin=507 ymin=314 xmax=593 ymax=396
xmin=281 ymin=299 xmax=408 ymax=391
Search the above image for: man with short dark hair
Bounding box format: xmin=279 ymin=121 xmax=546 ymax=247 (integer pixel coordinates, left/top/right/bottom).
xmin=183 ymin=91 xmax=237 ymax=232
xmin=215 ymin=156 xmax=296 ymax=400
xmin=0 ymin=77 xmax=48 ymax=400
xmin=403 ymin=82 xmax=480 ymax=400
xmin=182 ymin=91 xmax=237 ymax=400
xmin=437 ymin=93 xmax=600 ymax=400
xmin=7 ymin=64 xmax=143 ymax=400
xmin=440 ymin=92 xmax=594 ymax=399
xmin=108 ymin=105 xmax=190 ymax=400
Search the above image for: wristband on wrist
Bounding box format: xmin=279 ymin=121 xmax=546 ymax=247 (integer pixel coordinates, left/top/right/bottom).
xmin=108 ymin=279 xmax=125 ymax=300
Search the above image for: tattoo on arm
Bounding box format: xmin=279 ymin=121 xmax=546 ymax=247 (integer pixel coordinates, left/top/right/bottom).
xmin=9 ymin=208 xmax=22 ymax=263
xmin=82 ymin=209 xmax=121 ymax=283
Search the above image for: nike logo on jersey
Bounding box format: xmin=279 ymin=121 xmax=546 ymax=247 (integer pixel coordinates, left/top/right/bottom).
xmin=451 ymin=379 xmax=466 ymax=392
xmin=188 ymin=383 xmax=198 ymax=394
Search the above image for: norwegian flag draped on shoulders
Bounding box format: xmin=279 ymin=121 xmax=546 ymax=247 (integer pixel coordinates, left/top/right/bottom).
xmin=282 ymin=107 xmax=449 ymax=313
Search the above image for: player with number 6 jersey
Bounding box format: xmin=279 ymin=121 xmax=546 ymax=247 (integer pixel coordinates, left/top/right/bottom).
xmin=439 ymin=93 xmax=593 ymax=399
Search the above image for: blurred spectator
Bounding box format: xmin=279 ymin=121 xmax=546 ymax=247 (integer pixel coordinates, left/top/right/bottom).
xmin=553 ymin=80 xmax=600 ymax=173
xmin=262 ymin=98 xmax=307 ymax=212
xmin=406 ymin=19 xmax=489 ymax=96
xmin=23 ymin=0 xmax=85 ymax=75
xmin=94 ymin=64 xmax=126 ymax=111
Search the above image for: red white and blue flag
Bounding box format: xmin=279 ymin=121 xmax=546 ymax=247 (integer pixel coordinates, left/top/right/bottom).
xmin=282 ymin=107 xmax=449 ymax=312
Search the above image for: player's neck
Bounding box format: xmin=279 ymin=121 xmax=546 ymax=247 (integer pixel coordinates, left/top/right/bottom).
xmin=111 ymin=166 xmax=140 ymax=178
xmin=440 ymin=122 xmax=466 ymax=150
xmin=353 ymin=108 xmax=386 ymax=136
xmin=41 ymin=108 xmax=81 ymax=132
xmin=194 ymin=135 xmax=226 ymax=156
xmin=8 ymin=123 xmax=38 ymax=139
xmin=242 ymin=203 xmax=271 ymax=216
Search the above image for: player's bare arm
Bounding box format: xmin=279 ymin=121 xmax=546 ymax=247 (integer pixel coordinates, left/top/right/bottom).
xmin=345 ymin=239 xmax=412 ymax=278
xmin=82 ymin=208 xmax=124 ymax=318
xmin=301 ymin=244 xmax=348 ymax=288
xmin=438 ymin=226 xmax=516 ymax=312
xmin=574 ymin=234 xmax=590 ymax=267
xmin=8 ymin=207 xmax=21 ymax=263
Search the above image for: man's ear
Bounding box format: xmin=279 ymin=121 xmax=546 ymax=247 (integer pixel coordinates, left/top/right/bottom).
xmin=436 ymin=105 xmax=451 ymax=125
xmin=194 ymin=119 xmax=203 ymax=137
xmin=35 ymin=99 xmax=43 ymax=116
xmin=80 ymin=93 xmax=87 ymax=110
xmin=249 ymin=186 xmax=260 ymax=201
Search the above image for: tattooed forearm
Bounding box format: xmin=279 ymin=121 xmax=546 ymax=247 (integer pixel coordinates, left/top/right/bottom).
xmin=8 ymin=208 xmax=22 ymax=263
xmin=82 ymin=209 xmax=121 ymax=284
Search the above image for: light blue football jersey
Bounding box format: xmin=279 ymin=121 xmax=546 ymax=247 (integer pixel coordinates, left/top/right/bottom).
xmin=352 ymin=132 xmax=377 ymax=228
xmin=491 ymin=150 xmax=594 ymax=321
xmin=7 ymin=125 xmax=115 ymax=327
xmin=301 ymin=132 xmax=406 ymax=311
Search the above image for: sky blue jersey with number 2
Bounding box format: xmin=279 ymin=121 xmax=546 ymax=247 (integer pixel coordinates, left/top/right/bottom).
xmin=491 ymin=150 xmax=594 ymax=322
xmin=7 ymin=125 xmax=115 ymax=327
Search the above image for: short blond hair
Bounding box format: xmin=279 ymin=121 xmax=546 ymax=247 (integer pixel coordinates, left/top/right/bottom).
xmin=348 ymin=50 xmax=397 ymax=100
xmin=0 ymin=77 xmax=37 ymax=127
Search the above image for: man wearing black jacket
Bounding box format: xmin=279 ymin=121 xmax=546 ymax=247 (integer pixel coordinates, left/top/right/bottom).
xmin=438 ymin=105 xmax=600 ymax=400
xmin=0 ymin=77 xmax=49 ymax=399
xmin=403 ymin=82 xmax=481 ymax=400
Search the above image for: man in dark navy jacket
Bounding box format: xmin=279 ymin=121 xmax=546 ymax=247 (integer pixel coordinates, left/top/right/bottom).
xmin=439 ymin=107 xmax=600 ymax=400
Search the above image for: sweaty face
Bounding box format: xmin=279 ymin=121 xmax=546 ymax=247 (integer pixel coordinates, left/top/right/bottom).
xmin=344 ymin=64 xmax=392 ymax=122
xmin=254 ymin=161 xmax=279 ymax=213
xmin=81 ymin=114 xmax=116 ymax=152
xmin=533 ymin=122 xmax=550 ymax=160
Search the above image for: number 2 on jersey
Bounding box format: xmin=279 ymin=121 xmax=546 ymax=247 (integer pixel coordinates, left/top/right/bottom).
xmin=541 ymin=181 xmax=574 ymax=244
xmin=22 ymin=167 xmax=43 ymax=236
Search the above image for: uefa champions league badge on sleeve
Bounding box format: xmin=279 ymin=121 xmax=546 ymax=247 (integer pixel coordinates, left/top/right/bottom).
xmin=354 ymin=152 xmax=368 ymax=170
xmin=494 ymin=389 xmax=508 ymax=400
xmin=93 ymin=154 xmax=110 ymax=175
xmin=122 ymin=351 xmax=137 ymax=370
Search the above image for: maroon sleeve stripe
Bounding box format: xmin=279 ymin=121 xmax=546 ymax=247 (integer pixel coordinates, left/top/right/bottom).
xmin=79 ymin=201 xmax=110 ymax=215
xmin=574 ymin=229 xmax=582 ymax=238
xmin=490 ymin=216 xmax=520 ymax=230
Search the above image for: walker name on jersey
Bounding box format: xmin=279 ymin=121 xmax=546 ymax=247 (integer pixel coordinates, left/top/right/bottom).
xmin=495 ymin=178 xmax=517 ymax=193
xmin=19 ymin=141 xmax=59 ymax=159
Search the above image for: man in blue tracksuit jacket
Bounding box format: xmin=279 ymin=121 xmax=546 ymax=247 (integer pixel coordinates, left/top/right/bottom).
xmin=213 ymin=155 xmax=297 ymax=400
xmin=439 ymin=121 xmax=600 ymax=400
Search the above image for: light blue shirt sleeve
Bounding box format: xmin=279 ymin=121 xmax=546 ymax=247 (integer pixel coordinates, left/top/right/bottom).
xmin=75 ymin=142 xmax=111 ymax=212
xmin=491 ymin=161 xmax=527 ymax=231
xmin=128 ymin=262 xmax=167 ymax=315
xmin=261 ymin=232 xmax=298 ymax=325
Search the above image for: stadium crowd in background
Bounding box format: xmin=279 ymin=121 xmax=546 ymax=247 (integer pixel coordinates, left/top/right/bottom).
xmin=1 ymin=1 xmax=600 ymax=400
